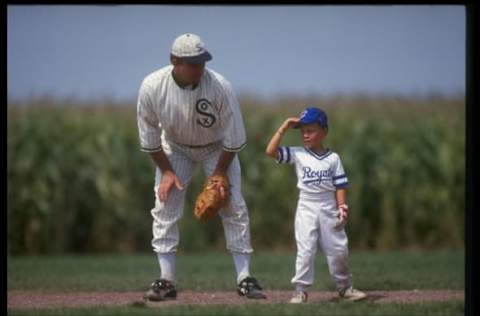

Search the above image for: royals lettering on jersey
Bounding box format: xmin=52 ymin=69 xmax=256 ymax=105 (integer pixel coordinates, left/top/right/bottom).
xmin=137 ymin=65 xmax=247 ymax=153
xmin=277 ymin=146 xmax=349 ymax=194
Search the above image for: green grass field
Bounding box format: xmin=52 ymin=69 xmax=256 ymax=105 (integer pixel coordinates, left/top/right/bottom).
xmin=8 ymin=302 xmax=465 ymax=316
xmin=8 ymin=250 xmax=465 ymax=315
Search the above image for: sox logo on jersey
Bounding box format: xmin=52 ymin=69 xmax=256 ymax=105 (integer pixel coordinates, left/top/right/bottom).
xmin=195 ymin=98 xmax=217 ymax=128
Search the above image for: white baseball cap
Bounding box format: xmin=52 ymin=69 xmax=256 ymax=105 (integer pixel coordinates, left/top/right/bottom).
xmin=171 ymin=33 xmax=212 ymax=64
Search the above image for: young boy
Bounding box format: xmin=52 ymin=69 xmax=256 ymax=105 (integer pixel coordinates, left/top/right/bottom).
xmin=265 ymin=107 xmax=367 ymax=304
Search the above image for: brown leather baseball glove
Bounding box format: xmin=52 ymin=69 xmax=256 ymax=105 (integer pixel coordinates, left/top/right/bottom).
xmin=194 ymin=174 xmax=230 ymax=222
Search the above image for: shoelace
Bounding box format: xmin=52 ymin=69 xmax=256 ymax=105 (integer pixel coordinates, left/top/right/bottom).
xmin=153 ymin=279 xmax=174 ymax=291
xmin=240 ymin=278 xmax=262 ymax=292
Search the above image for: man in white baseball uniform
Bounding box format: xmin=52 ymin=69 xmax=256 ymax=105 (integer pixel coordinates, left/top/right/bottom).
xmin=265 ymin=107 xmax=367 ymax=303
xmin=137 ymin=33 xmax=266 ymax=301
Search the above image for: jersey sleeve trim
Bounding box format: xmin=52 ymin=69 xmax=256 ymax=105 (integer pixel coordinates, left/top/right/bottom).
xmin=277 ymin=147 xmax=285 ymax=163
xmin=333 ymin=175 xmax=349 ymax=187
xmin=277 ymin=146 xmax=292 ymax=164
xmin=285 ymin=146 xmax=291 ymax=163
xmin=334 ymin=182 xmax=350 ymax=189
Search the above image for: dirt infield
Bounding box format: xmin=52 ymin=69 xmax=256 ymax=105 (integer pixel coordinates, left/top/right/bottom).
xmin=8 ymin=290 xmax=464 ymax=310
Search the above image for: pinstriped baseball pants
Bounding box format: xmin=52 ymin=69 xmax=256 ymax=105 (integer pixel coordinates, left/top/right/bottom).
xmin=150 ymin=139 xmax=253 ymax=254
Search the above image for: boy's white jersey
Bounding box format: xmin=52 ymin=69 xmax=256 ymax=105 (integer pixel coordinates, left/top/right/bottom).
xmin=137 ymin=65 xmax=246 ymax=153
xmin=277 ymin=146 xmax=349 ymax=197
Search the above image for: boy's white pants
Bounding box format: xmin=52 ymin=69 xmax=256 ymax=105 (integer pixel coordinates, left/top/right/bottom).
xmin=291 ymin=192 xmax=353 ymax=291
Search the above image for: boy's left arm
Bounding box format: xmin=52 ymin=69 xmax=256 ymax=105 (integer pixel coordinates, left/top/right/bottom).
xmin=334 ymin=188 xmax=349 ymax=230
xmin=335 ymin=188 xmax=347 ymax=206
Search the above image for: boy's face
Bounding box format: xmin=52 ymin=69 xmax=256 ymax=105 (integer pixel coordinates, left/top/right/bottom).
xmin=300 ymin=123 xmax=327 ymax=148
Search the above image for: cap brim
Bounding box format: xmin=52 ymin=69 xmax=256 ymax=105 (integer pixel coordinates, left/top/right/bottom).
xmin=293 ymin=119 xmax=313 ymax=129
xmin=179 ymin=51 xmax=212 ymax=64
xmin=293 ymin=119 xmax=327 ymax=129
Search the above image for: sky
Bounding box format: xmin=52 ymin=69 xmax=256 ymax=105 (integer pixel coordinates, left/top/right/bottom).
xmin=7 ymin=5 xmax=465 ymax=102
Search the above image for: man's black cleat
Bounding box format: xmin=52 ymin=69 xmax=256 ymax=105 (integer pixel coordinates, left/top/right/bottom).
xmin=237 ymin=276 xmax=267 ymax=299
xmin=143 ymin=279 xmax=177 ymax=301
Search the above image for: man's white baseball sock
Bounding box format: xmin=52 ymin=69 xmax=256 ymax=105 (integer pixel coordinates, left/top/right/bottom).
xmin=157 ymin=252 xmax=176 ymax=283
xmin=232 ymin=252 xmax=251 ymax=284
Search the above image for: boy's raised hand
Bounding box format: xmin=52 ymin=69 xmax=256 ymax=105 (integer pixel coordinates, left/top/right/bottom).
xmin=280 ymin=117 xmax=301 ymax=133
xmin=265 ymin=117 xmax=300 ymax=159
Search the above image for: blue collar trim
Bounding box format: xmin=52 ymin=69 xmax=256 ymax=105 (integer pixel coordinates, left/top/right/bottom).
xmin=304 ymin=147 xmax=332 ymax=161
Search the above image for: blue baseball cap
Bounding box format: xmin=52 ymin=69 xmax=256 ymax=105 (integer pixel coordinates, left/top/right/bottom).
xmin=294 ymin=107 xmax=328 ymax=129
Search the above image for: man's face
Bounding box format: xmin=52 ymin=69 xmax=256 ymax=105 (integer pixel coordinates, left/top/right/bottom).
xmin=173 ymin=59 xmax=205 ymax=85
xmin=300 ymin=123 xmax=327 ymax=148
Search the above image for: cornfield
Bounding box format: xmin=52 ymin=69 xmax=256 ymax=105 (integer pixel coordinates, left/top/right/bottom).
xmin=7 ymin=95 xmax=465 ymax=254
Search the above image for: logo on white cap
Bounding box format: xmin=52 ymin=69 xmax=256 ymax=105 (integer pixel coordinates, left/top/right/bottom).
xmin=172 ymin=33 xmax=207 ymax=57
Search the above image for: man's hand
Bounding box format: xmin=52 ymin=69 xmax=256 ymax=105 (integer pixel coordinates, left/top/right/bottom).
xmin=194 ymin=174 xmax=230 ymax=222
xmin=211 ymin=150 xmax=235 ymax=200
xmin=211 ymin=170 xmax=229 ymax=200
xmin=158 ymin=170 xmax=184 ymax=202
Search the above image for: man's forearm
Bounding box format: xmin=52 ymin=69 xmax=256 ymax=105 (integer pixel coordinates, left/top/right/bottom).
xmin=149 ymin=149 xmax=174 ymax=173
xmin=213 ymin=150 xmax=236 ymax=175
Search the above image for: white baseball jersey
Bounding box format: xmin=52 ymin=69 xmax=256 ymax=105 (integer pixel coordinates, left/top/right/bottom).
xmin=277 ymin=146 xmax=349 ymax=197
xmin=276 ymin=146 xmax=353 ymax=290
xmin=137 ymin=65 xmax=247 ymax=153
